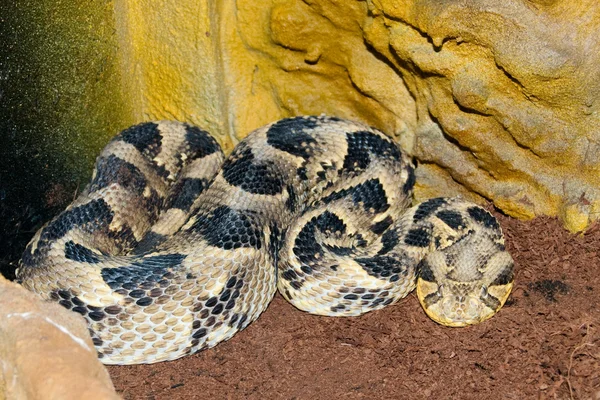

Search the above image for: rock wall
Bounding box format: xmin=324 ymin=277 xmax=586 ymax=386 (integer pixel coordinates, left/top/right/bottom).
xmin=363 ymin=0 xmax=600 ymax=232
xmin=2 ymin=0 xmax=599 ymax=267
xmin=224 ymin=0 xmax=600 ymax=231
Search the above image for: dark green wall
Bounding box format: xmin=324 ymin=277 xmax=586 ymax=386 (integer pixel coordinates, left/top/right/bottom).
xmin=0 ymin=1 xmax=131 ymax=278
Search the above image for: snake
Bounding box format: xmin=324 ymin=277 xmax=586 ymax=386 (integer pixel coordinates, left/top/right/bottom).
xmin=17 ymin=115 xmax=514 ymax=365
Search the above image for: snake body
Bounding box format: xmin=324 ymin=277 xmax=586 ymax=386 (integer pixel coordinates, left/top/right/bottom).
xmin=17 ymin=116 xmax=514 ymax=365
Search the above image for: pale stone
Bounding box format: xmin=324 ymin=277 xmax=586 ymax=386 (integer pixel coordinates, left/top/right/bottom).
xmin=0 ymin=276 xmax=119 ymax=400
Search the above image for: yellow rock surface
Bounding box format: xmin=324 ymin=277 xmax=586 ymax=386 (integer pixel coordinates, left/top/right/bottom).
xmin=113 ymin=1 xmax=231 ymax=149
xmin=10 ymin=0 xmax=600 ymax=230
xmin=221 ymin=0 xmax=600 ymax=230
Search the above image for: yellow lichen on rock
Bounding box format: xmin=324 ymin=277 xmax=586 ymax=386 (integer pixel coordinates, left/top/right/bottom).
xmin=222 ymin=0 xmax=416 ymax=143
xmin=10 ymin=0 xmax=600 ymax=231
xmin=114 ymin=1 xmax=233 ymax=150
xmin=359 ymin=0 xmax=600 ymax=230
xmin=223 ymin=0 xmax=600 ymax=231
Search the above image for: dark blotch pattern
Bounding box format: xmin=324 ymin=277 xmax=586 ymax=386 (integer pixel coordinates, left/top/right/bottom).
xmin=285 ymin=185 xmax=297 ymax=212
xmin=64 ymin=241 xmax=101 ymax=264
xmin=118 ymin=122 xmax=161 ymax=157
xmin=52 ymin=289 xmax=107 ymax=322
xmin=237 ymin=314 xmax=248 ymax=330
xmin=355 ymin=255 xmax=405 ymax=280
xmin=367 ymin=294 xmax=393 ymax=309
xmin=43 ymin=199 xmax=113 ymax=243
xmin=293 ymin=217 xmax=324 ymax=267
xmin=143 ymin=188 xmax=164 ymax=223
xmin=378 ymin=228 xmax=399 ymax=255
xmin=21 ymin=199 xmax=113 ymax=267
xmin=136 ymin=297 xmax=153 ymax=306
xmin=403 ymin=162 xmax=416 ymax=194
xmin=269 ymin=224 xmax=281 ymax=265
xmin=296 ymin=166 xmax=308 ymax=181
xmin=101 ymin=253 xmax=186 ymax=291
xmin=219 ymin=289 xmax=231 ymax=302
xmin=354 ymin=233 xmax=368 ymax=248
xmin=227 ymin=313 xmax=249 ymax=330
xmin=193 ymin=328 xmax=207 ymax=339
xmin=413 ymin=198 xmax=447 ymax=222
xmin=226 ymin=276 xmax=238 ymax=289
xmin=293 ymin=210 xmax=352 ymax=266
xmin=330 ymin=304 xmax=346 ymax=312
xmin=321 ymin=179 xmax=389 ymax=214
xmin=211 ymin=304 xmax=224 ymax=315
xmin=370 ymin=215 xmax=393 ymax=235
xmin=349 ymin=179 xmax=389 ymax=214
xmin=189 ymin=206 xmax=262 ymax=250
xmin=197 ymin=274 xmax=244 ymax=320
xmin=107 ymin=224 xmax=139 ymax=254
xmin=424 ymin=291 xmax=442 ymax=306
xmin=404 ymin=228 xmax=431 ymax=247
xmin=290 ymin=281 xmax=303 ymax=290
xmin=281 ymin=269 xmax=298 ymax=281
xmin=89 ymin=154 xmax=147 ymax=196
xmin=184 ymin=125 xmax=221 ymax=158
xmin=205 ymin=297 xmax=218 ymax=308
xmin=467 ymin=206 xmax=500 ymax=230
xmin=342 ymin=137 xmax=369 ymax=172
xmin=343 ymin=130 xmax=402 ymax=173
xmin=301 ymin=265 xmax=313 ymax=274
xmin=88 ymin=311 xmax=106 ymax=321
xmin=436 ymin=210 xmax=465 ymax=230
xmin=105 ymin=305 xmax=122 ymax=315
xmin=491 ymin=264 xmax=514 ymax=286
xmin=315 ymin=211 xmax=347 ymax=234
xmin=132 ymin=231 xmax=168 ymax=255
xmin=324 ymin=244 xmax=353 ymax=256
xmin=481 ymin=294 xmax=501 ymax=311
xmin=266 ymin=117 xmax=318 ymax=159
xmin=168 ymin=178 xmax=207 ymax=211
xmin=418 ymin=260 xmax=436 ymax=282
xmin=222 ymin=144 xmax=283 ymax=195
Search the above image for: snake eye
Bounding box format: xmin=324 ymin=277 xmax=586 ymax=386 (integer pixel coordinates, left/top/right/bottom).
xmin=480 ymin=286 xmax=489 ymax=299
xmin=437 ymin=284 xmax=445 ymax=296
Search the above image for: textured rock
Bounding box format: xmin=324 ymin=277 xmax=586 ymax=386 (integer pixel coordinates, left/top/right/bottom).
xmin=3 ymin=0 xmax=599 ymax=232
xmin=227 ymin=0 xmax=600 ymax=231
xmin=0 ymin=275 xmax=119 ymax=400
xmin=218 ymin=1 xmax=416 ymax=144
xmin=365 ymin=0 xmax=600 ymax=232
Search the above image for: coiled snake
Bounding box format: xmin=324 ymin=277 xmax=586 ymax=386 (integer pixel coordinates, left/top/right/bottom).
xmin=17 ymin=116 xmax=514 ymax=365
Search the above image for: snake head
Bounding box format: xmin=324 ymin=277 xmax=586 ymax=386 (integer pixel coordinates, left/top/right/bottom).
xmin=415 ymin=230 xmax=514 ymax=327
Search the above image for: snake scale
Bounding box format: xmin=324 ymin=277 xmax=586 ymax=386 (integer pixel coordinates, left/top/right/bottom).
xmin=17 ymin=116 xmax=514 ymax=365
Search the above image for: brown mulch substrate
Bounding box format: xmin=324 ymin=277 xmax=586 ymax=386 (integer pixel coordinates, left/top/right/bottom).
xmin=108 ymin=212 xmax=600 ymax=399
